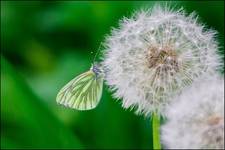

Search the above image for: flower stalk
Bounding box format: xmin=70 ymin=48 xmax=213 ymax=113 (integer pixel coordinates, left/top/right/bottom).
xmin=152 ymin=112 xmax=161 ymax=149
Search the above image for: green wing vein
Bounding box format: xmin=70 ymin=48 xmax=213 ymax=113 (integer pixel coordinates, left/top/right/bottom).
xmin=56 ymin=70 xmax=103 ymax=110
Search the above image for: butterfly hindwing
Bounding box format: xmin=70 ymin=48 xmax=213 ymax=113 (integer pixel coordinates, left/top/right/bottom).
xmin=56 ymin=70 xmax=103 ymax=110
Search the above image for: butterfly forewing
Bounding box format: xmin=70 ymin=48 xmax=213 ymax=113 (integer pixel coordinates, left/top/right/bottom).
xmin=56 ymin=70 xmax=103 ymax=110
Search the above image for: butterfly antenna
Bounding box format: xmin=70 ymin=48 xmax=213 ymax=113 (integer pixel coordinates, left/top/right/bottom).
xmin=92 ymin=42 xmax=102 ymax=64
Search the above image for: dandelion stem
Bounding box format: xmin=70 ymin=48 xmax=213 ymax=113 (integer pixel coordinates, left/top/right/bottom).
xmin=152 ymin=112 xmax=161 ymax=149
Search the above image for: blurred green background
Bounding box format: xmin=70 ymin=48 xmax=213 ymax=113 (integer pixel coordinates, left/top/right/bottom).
xmin=1 ymin=1 xmax=224 ymax=149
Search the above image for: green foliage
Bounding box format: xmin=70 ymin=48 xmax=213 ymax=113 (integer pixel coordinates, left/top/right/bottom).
xmin=1 ymin=56 xmax=83 ymax=148
xmin=1 ymin=1 xmax=224 ymax=149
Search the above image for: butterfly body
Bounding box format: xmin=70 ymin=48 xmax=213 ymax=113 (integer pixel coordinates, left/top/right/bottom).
xmin=56 ymin=64 xmax=103 ymax=110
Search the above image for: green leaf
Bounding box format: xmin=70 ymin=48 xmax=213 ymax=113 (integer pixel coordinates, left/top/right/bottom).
xmin=1 ymin=55 xmax=83 ymax=148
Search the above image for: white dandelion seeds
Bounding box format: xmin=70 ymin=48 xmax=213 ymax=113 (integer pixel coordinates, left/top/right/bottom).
xmin=161 ymin=76 xmax=224 ymax=149
xmin=102 ymin=5 xmax=221 ymax=116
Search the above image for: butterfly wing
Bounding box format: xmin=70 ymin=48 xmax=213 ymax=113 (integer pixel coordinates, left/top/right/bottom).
xmin=56 ymin=70 xmax=103 ymax=110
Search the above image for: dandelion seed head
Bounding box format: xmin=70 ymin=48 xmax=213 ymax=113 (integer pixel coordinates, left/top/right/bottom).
xmin=102 ymin=5 xmax=221 ymax=116
xmin=161 ymin=76 xmax=224 ymax=149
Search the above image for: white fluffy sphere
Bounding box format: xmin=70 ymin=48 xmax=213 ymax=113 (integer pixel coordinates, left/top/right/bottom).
xmin=161 ymin=76 xmax=224 ymax=149
xmin=102 ymin=6 xmax=221 ymax=116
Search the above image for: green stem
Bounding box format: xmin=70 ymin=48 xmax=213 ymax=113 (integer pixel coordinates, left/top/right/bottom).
xmin=152 ymin=112 xmax=161 ymax=150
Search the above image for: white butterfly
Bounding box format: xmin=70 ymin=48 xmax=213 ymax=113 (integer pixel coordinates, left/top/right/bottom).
xmin=56 ymin=63 xmax=104 ymax=110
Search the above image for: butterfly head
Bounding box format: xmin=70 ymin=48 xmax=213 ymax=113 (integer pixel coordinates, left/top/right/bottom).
xmin=91 ymin=63 xmax=103 ymax=77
